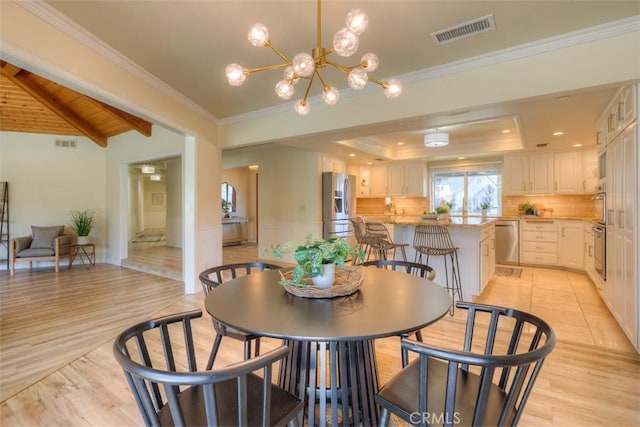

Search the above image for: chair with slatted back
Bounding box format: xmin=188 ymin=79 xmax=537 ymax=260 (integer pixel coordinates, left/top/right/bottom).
xmin=113 ymin=310 xmax=304 ymax=426
xmin=375 ymin=302 xmax=556 ymax=427
xmin=199 ymin=262 xmax=282 ymax=369
xmin=350 ymin=216 xmax=373 ymax=264
xmin=362 ymin=259 xmax=438 ymax=366
xmin=364 ymin=222 xmax=408 ymax=262
xmin=413 ymin=224 xmax=462 ymax=315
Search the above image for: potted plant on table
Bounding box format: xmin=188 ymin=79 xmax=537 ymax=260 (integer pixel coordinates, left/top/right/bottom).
xmin=69 ymin=209 xmax=95 ymax=244
xmin=480 ymin=201 xmax=491 ymax=217
xmin=265 ymin=234 xmax=362 ymax=287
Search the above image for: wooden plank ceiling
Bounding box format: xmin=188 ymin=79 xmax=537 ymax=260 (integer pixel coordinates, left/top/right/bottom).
xmin=0 ymin=61 xmax=152 ymax=147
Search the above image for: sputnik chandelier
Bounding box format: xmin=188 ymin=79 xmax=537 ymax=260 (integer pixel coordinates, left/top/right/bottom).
xmin=225 ymin=0 xmax=402 ymax=115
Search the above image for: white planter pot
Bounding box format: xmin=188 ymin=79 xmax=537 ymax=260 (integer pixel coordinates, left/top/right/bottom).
xmin=77 ymin=236 xmax=90 ymax=245
xmin=312 ymin=263 xmax=335 ymax=287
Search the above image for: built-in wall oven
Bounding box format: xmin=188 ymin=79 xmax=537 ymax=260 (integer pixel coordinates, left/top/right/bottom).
xmin=593 ymin=224 xmax=606 ymax=281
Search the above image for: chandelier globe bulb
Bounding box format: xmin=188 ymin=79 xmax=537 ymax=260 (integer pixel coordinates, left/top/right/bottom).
xmin=292 ymin=53 xmax=315 ymax=77
xmin=322 ymin=86 xmax=340 ymax=105
xmin=384 ymin=79 xmax=403 ymax=98
xmin=333 ymin=28 xmax=359 ymax=57
xmin=283 ymin=66 xmax=300 ymax=85
xmin=346 ymin=9 xmax=368 ymax=35
xmin=248 ymin=23 xmax=269 ymax=47
xmin=225 ymin=63 xmax=246 ymax=86
xmin=294 ymin=100 xmax=311 ymax=115
xmin=347 ymin=68 xmax=368 ymax=90
xmin=275 ymin=80 xmax=295 ymax=100
xmin=361 ymin=53 xmax=379 ymax=72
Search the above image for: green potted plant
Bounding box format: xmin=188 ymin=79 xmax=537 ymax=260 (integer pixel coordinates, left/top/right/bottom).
xmin=221 ymin=199 xmax=231 ymax=218
xmin=480 ymin=201 xmax=491 ymax=216
xmin=69 ymin=209 xmax=95 ymax=244
xmin=519 ymin=202 xmax=537 ymax=216
xmin=265 ymin=234 xmax=362 ymax=287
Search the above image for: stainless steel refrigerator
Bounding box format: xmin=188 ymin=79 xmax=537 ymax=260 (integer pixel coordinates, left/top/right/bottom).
xmin=322 ymin=172 xmax=356 ymax=247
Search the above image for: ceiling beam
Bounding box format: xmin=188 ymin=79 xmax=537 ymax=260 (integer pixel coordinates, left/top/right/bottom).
xmin=0 ymin=61 xmax=108 ymax=147
xmin=91 ymin=98 xmax=153 ymax=137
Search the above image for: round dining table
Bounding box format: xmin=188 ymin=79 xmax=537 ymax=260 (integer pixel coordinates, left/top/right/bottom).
xmin=204 ymin=266 xmax=451 ymax=426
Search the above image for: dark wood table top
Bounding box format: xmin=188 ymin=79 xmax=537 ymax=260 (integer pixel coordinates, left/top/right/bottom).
xmin=204 ymin=266 xmax=451 ymax=342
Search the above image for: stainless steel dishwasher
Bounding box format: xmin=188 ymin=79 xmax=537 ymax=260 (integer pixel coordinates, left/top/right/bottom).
xmin=495 ymin=220 xmax=520 ymax=265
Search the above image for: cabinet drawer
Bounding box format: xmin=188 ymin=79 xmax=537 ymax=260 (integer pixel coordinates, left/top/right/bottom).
xmin=522 ymin=241 xmax=558 ymax=253
xmin=481 ymin=224 xmax=495 ymax=240
xmin=521 ymin=220 xmax=557 ymax=232
xmin=522 ymin=230 xmax=558 ymax=243
xmin=521 ymin=252 xmax=559 ymax=265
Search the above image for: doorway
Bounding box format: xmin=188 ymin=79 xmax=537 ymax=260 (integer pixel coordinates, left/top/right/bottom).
xmin=123 ymin=156 xmax=183 ymax=280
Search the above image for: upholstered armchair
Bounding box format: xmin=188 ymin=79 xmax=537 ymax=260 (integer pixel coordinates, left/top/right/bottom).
xmin=9 ymin=225 xmax=73 ymax=276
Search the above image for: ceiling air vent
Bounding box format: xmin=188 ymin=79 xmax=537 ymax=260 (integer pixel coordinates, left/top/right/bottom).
xmin=431 ymin=14 xmax=496 ymax=45
xmin=55 ymin=139 xmax=77 ymax=148
xmin=536 ymin=143 xmax=548 ymax=148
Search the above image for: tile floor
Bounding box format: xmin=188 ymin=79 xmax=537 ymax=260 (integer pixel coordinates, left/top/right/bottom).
xmin=476 ymin=265 xmax=635 ymax=353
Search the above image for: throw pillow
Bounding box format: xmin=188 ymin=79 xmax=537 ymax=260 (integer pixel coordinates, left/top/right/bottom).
xmin=31 ymin=225 xmax=65 ymax=249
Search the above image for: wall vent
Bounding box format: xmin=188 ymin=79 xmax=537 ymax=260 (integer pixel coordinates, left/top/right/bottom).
xmin=55 ymin=139 xmax=77 ymax=148
xmin=536 ymin=143 xmax=548 ymax=148
xmin=431 ymin=14 xmax=496 ymax=45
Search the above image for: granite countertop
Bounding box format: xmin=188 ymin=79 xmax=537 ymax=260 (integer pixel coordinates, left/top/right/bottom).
xmin=222 ymin=216 xmax=248 ymax=224
xmin=367 ymin=215 xmax=496 ymax=228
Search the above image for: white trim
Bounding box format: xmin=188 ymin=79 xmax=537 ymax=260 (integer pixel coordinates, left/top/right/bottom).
xmin=183 ymin=136 xmax=197 ymax=294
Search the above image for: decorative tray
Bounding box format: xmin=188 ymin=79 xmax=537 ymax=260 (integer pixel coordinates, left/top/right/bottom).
xmin=421 ymin=214 xmax=438 ymax=220
xmin=279 ymin=266 xmax=364 ymax=299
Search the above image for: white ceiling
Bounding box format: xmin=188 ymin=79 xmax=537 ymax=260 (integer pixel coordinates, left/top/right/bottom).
xmin=42 ymin=1 xmax=640 ymax=162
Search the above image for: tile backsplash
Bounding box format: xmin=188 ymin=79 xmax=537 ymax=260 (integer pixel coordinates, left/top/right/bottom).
xmin=357 ymin=194 xmax=599 ymax=218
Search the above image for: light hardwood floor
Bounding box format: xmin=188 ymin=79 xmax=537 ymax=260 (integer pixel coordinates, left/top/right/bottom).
xmin=1 ymin=244 xmax=639 ymax=426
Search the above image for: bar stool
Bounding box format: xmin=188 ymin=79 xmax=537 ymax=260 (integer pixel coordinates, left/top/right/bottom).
xmin=413 ymin=224 xmax=462 ymax=315
xmin=351 ymin=216 xmax=373 ymax=264
xmin=365 ymin=222 xmax=408 ymax=262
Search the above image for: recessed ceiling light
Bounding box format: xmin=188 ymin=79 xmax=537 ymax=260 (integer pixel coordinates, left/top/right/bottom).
xmin=248 ymin=164 xmax=259 ymax=170
xmin=150 ymin=174 xmax=162 ymax=181
xmin=141 ymin=165 xmax=155 ymax=174
xmin=367 ymin=162 xmax=373 ymax=165
xmin=457 ymin=156 xmax=465 ymax=160
xmin=501 ymin=129 xmax=511 ymax=134
xmin=553 ymin=131 xmax=565 ymax=136
xmin=573 ymin=144 xmax=583 ymax=147
xmin=397 ymin=141 xmax=404 ymax=145
xmin=348 ymin=153 xmax=356 ymax=157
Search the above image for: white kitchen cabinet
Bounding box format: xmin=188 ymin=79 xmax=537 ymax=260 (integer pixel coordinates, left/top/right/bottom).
xmin=581 ymin=148 xmax=598 ymax=194
xmin=596 ymin=112 xmax=609 ymax=153
xmin=388 ymin=162 xmax=427 ymax=197
xmin=369 ymin=165 xmax=388 ymax=197
xmin=356 ymin=167 xmax=371 ymax=197
xmin=480 ymin=223 xmax=496 ymax=292
xmin=559 ymin=220 xmax=584 ymax=270
xmin=503 ymin=153 xmax=554 ymax=195
xmin=554 ymin=151 xmax=581 ymax=194
xmin=605 ymin=122 xmax=638 ymax=348
xmin=520 ymin=219 xmax=558 ymax=265
xmin=583 ymin=223 xmax=603 ymax=294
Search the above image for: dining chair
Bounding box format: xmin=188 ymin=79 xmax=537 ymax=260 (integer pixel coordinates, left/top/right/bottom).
xmin=113 ymin=310 xmax=304 ymax=427
xmin=199 ymin=262 xmax=282 ymax=369
xmin=375 ymin=302 xmax=556 ymax=427
xmin=364 ymin=221 xmax=408 ymax=262
xmin=413 ymin=224 xmax=462 ymax=315
xmin=362 ymin=259 xmax=437 ymax=366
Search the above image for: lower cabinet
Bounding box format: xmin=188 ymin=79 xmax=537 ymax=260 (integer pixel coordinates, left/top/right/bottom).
xmin=480 ymin=224 xmax=496 ymax=292
xmin=559 ymin=220 xmax=584 ymax=270
xmin=520 ymin=220 xmax=559 ymax=265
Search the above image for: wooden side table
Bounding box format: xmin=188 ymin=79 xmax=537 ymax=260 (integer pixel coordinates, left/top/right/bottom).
xmin=69 ymin=243 xmax=95 ymax=269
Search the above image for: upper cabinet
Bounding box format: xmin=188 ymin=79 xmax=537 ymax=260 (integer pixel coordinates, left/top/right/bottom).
xmin=503 ymin=153 xmax=554 ymax=195
xmin=387 ymin=162 xmax=427 ymax=197
xmin=596 ymin=85 xmax=637 ymax=153
xmin=369 ymin=165 xmax=388 ymax=197
xmin=554 ymin=151 xmax=581 ymax=194
xmin=504 ymin=148 xmax=597 ymax=196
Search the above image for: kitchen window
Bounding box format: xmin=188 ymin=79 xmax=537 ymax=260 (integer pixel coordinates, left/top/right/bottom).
xmin=430 ymin=165 xmax=502 ymax=216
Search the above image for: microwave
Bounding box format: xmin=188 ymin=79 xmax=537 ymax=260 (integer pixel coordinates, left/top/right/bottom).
xmin=598 ymin=151 xmax=606 ymax=181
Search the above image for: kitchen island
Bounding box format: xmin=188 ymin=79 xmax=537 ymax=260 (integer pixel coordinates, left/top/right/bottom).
xmin=372 ymin=216 xmax=496 ymax=301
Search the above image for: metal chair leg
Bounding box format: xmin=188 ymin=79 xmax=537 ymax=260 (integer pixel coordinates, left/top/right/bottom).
xmin=206 ymin=334 xmax=223 ymax=369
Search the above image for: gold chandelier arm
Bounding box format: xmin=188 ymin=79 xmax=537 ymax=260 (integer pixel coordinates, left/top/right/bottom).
xmin=245 ymin=63 xmax=290 ymax=75
xmin=325 ymin=59 xmax=351 ymax=75
xmin=264 ymin=41 xmax=292 ymax=64
xmin=302 ymin=73 xmax=316 ymax=102
xmin=316 ymin=0 xmax=322 ymax=50
xmin=367 ymin=76 xmax=387 ymax=88
xmin=315 ymin=70 xmax=329 ymax=88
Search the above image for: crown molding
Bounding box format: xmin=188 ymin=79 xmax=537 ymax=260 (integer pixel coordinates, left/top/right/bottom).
xmin=16 ymin=0 xmax=219 ymax=125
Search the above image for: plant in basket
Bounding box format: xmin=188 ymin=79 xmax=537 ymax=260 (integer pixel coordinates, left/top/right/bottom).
xmin=264 ymin=234 xmax=363 ymax=286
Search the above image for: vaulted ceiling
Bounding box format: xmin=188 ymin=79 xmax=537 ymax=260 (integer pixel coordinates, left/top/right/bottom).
xmin=0 ymin=60 xmax=152 ymax=147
